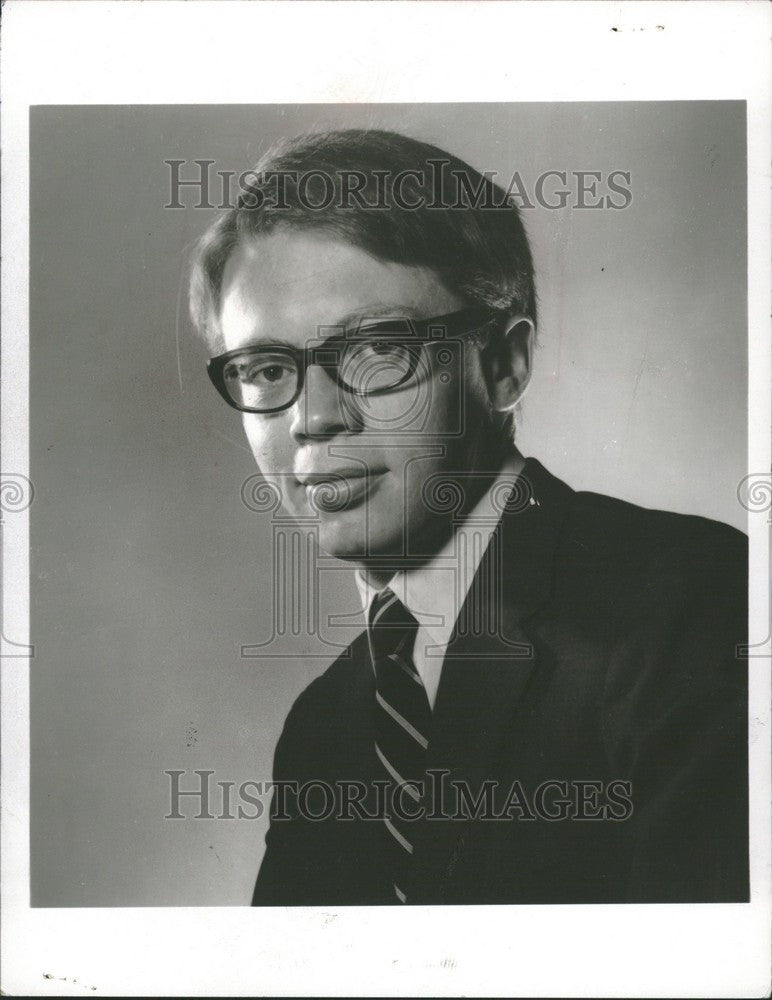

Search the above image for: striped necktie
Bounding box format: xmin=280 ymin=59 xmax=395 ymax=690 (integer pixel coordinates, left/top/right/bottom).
xmin=367 ymin=587 xmax=431 ymax=904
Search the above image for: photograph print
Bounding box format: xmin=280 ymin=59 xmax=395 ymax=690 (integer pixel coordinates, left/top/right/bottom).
xmin=28 ymin=101 xmax=749 ymax=909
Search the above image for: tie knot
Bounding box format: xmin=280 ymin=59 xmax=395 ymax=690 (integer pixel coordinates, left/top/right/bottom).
xmin=367 ymin=588 xmax=419 ymax=663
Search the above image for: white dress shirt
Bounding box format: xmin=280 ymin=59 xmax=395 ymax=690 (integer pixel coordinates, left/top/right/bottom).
xmin=355 ymin=452 xmax=524 ymax=709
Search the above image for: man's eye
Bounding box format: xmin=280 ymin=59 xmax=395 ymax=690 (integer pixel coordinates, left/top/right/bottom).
xmin=354 ymin=341 xmax=407 ymax=360
xmin=254 ymin=364 xmax=289 ymax=383
xmin=239 ymin=362 xmax=294 ymax=384
xmin=369 ymin=341 xmax=400 ymax=356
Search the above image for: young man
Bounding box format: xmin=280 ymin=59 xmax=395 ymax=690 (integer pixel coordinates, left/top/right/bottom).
xmin=190 ymin=129 xmax=748 ymax=905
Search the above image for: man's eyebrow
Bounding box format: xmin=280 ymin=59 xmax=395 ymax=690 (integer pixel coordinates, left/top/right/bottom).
xmin=229 ymin=336 xmax=297 ymax=351
xmin=229 ymin=306 xmax=425 ymax=351
xmin=334 ymin=304 xmax=424 ymax=329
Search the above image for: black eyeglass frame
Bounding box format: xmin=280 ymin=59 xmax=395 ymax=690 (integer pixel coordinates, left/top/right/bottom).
xmin=206 ymin=305 xmax=502 ymax=414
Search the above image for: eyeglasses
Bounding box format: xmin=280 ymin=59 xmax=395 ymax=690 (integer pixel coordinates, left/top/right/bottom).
xmin=206 ymin=306 xmax=500 ymax=414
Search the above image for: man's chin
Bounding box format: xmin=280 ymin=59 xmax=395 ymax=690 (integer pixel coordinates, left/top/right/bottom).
xmin=316 ymin=521 xmax=449 ymax=565
xmin=314 ymin=519 xmax=403 ymax=563
xmin=316 ymin=530 xmax=385 ymax=563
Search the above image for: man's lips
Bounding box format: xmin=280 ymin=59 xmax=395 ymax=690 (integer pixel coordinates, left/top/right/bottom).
xmin=296 ymin=468 xmax=386 ymax=511
xmin=295 ymin=467 xmax=385 ymax=486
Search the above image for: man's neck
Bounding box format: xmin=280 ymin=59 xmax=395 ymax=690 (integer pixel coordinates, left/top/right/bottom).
xmin=358 ymin=445 xmax=525 ymax=590
xmin=362 ymin=566 xmax=400 ymax=590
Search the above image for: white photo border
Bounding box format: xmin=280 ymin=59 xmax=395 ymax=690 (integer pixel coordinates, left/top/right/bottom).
xmin=2 ymin=2 xmax=770 ymax=996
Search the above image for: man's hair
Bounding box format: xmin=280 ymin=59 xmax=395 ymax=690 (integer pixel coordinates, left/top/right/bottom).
xmin=188 ymin=128 xmax=537 ymax=352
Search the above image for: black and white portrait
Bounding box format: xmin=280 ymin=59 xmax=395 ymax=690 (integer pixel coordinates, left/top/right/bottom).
xmin=27 ymin=99 xmax=750 ymax=904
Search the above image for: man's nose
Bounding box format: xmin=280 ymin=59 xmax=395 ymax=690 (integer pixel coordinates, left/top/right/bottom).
xmin=289 ymin=363 xmax=359 ymax=439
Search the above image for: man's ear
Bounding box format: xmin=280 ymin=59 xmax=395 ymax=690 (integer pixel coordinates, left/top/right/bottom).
xmin=483 ymin=315 xmax=535 ymax=412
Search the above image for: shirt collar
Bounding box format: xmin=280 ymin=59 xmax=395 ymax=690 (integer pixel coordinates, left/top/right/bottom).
xmin=355 ymin=450 xmax=524 ymax=641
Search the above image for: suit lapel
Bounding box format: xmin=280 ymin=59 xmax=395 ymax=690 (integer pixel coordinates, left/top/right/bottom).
xmin=413 ymin=458 xmax=575 ymax=893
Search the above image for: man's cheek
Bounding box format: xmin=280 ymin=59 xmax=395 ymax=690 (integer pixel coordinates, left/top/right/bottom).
xmin=241 ymin=417 xmax=263 ymax=461
xmin=244 ymin=426 xmax=286 ymax=471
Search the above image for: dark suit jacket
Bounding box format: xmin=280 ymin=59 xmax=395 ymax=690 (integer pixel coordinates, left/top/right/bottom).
xmin=252 ymin=458 xmax=749 ymax=905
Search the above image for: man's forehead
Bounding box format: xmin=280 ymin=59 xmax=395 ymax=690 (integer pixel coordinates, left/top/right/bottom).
xmin=218 ymin=230 xmax=463 ymax=349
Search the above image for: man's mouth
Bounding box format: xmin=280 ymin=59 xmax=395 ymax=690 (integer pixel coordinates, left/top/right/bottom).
xmin=296 ymin=467 xmax=386 ymax=512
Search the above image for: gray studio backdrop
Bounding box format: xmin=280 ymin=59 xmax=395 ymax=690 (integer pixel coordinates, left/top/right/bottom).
xmin=30 ymin=103 xmax=747 ymax=906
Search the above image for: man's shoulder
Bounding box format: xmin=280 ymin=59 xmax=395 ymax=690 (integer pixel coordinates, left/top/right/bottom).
xmin=270 ymin=631 xmax=375 ymax=778
xmin=518 ymin=459 xmax=743 ymax=617
xmin=525 ymin=457 xmax=746 ymax=580
xmin=527 ymin=456 xmax=744 ymax=546
xmin=279 ymin=631 xmax=371 ymax=729
xmin=566 ymin=485 xmax=745 ymax=555
xmin=553 ymin=483 xmax=747 ymax=610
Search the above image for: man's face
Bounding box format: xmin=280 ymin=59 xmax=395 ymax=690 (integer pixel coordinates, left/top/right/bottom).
xmin=219 ymin=229 xmax=500 ymax=563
